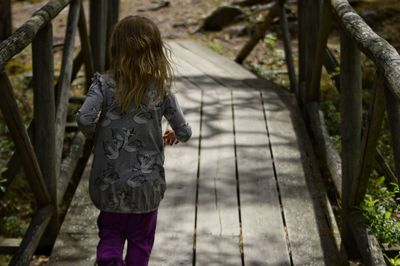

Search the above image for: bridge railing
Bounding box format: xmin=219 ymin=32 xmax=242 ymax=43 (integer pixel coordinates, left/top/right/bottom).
xmin=236 ymin=0 xmax=400 ymax=264
xmin=0 ymin=0 xmax=118 ymax=264
xmin=300 ymin=0 xmax=400 ymax=264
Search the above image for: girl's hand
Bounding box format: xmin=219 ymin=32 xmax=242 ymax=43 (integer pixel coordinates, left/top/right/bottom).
xmin=163 ymin=129 xmax=179 ymax=145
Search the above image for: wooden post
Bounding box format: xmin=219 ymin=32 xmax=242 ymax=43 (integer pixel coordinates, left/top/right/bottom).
xmin=32 ymin=22 xmax=58 ymax=253
xmin=0 ymin=72 xmax=51 ymax=206
xmin=106 ymin=0 xmax=119 ymax=69
xmin=302 ymin=0 xmax=321 ymax=104
xmin=55 ymin=0 xmax=80 ymax=179
xmin=307 ymin=0 xmax=332 ymax=102
xmin=9 ymin=206 xmax=53 ymax=266
xmin=90 ymin=0 xmax=108 ymax=71
xmin=278 ymin=0 xmax=297 ymax=94
xmin=78 ymin=1 xmax=94 ymax=89
xmin=0 ymin=0 xmax=12 ymax=41
xmin=235 ymin=3 xmax=279 ymax=64
xmin=351 ymin=74 xmax=385 ymax=206
xmin=384 ymin=88 xmax=400 ymax=184
xmin=297 ymin=0 xmax=305 ymax=102
xmin=323 ymin=47 xmax=341 ymax=91
xmin=340 ymin=30 xmax=362 ymax=259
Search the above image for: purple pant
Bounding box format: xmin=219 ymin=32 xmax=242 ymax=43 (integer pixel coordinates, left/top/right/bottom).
xmin=96 ymin=209 xmax=158 ymax=266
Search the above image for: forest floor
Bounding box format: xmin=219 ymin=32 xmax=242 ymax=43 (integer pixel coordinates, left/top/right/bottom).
xmin=1 ymin=0 xmax=400 ymax=265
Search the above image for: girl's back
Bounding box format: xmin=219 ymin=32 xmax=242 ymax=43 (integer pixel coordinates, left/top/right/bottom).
xmin=76 ymin=72 xmax=191 ymax=213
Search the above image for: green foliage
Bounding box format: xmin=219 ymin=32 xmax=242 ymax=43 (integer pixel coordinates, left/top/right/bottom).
xmin=385 ymin=252 xmax=400 ymax=266
xmin=206 ymin=39 xmax=223 ymax=54
xmin=360 ymin=176 xmax=400 ymax=247
xmin=264 ymin=33 xmax=278 ymax=51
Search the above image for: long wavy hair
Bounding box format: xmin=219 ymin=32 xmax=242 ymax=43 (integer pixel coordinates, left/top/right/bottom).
xmin=108 ymin=16 xmax=173 ymax=113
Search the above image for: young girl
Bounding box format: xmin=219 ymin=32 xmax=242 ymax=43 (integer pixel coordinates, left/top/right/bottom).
xmin=75 ymin=16 xmax=192 ymax=266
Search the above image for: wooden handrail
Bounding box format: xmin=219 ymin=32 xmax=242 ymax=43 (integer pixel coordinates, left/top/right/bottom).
xmin=330 ymin=0 xmax=400 ymax=101
xmin=0 ymin=0 xmax=72 ymax=69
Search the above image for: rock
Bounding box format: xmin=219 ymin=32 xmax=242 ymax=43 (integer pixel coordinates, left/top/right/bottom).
xmin=226 ymin=24 xmax=252 ymax=37
xmin=230 ymin=0 xmax=273 ymax=7
xmin=137 ymin=0 xmax=170 ymax=12
xmin=200 ymin=6 xmax=245 ymax=31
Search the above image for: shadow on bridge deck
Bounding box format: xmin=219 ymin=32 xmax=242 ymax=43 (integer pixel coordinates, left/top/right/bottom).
xmin=49 ymin=40 xmax=343 ymax=266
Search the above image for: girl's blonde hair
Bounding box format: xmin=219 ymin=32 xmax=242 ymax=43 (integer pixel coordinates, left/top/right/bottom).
xmin=109 ymin=16 xmax=173 ymax=113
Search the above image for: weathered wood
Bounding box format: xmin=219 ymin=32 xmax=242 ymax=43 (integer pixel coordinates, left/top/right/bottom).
xmin=57 ymin=132 xmax=85 ymax=204
xmin=0 ymin=122 xmax=34 ymax=200
xmin=302 ymin=0 xmax=321 ymax=104
xmin=348 ymin=211 xmax=386 ymax=265
xmin=175 ymin=40 xmax=340 ymax=264
xmin=9 ymin=206 xmax=53 ymax=266
xmin=90 ymin=0 xmax=108 ymax=71
xmin=278 ymin=0 xmax=297 ymax=93
xmin=0 ymin=0 xmax=12 ymax=41
xmin=0 ymin=72 xmax=51 ymax=205
xmin=308 ymin=0 xmax=332 ymax=102
xmin=384 ymin=88 xmax=400 ymax=184
xmin=0 ymin=238 xmax=20 ymax=254
xmin=297 ymin=0 xmax=306 ymax=101
xmin=323 ymin=47 xmax=341 ymax=91
xmin=340 ymin=30 xmax=362 ymax=258
xmin=151 ymin=77 xmax=200 ymax=266
xmin=233 ymin=89 xmax=290 ymax=265
xmin=235 ymin=2 xmax=279 ymax=64
xmin=105 ymin=0 xmax=119 ymax=69
xmin=48 ymin=156 xmax=98 ymax=266
xmin=262 ymin=89 xmax=339 ymax=264
xmin=351 ymin=74 xmax=385 ymax=206
xmin=375 ymin=150 xmax=398 ymax=185
xmin=55 ymin=0 xmax=80 ymax=178
xmin=54 ymin=50 xmax=83 ymax=101
xmin=170 ymin=43 xmax=242 ymax=265
xmin=32 ymin=22 xmax=59 ymax=252
xmin=0 ymin=0 xmax=72 ymax=69
xmin=307 ymin=102 xmax=342 ymax=197
xmin=78 ymin=1 xmax=94 ymax=90
xmin=330 ymin=0 xmax=400 ymax=101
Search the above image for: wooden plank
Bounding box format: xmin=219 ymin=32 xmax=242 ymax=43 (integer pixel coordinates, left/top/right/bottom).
xmin=0 ymin=238 xmax=20 ymax=254
xmin=150 ymin=75 xmax=201 ymax=265
xmin=0 ymin=72 xmax=51 ymax=206
xmin=171 ymin=43 xmax=242 ymax=265
xmin=261 ymin=90 xmax=339 ymax=265
xmin=233 ymin=89 xmax=291 ymax=265
xmin=175 ymin=40 xmax=288 ymax=98
xmin=9 ymin=206 xmax=53 ymax=266
xmin=49 ymin=155 xmax=99 ymax=266
xmin=172 ymin=40 xmax=340 ymax=264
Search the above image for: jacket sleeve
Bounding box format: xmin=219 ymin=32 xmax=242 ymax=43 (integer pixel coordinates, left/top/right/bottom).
xmin=163 ymin=93 xmax=192 ymax=142
xmin=75 ymin=73 xmax=104 ymax=139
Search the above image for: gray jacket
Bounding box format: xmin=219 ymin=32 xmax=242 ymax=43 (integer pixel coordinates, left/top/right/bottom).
xmin=76 ymin=73 xmax=192 ymax=213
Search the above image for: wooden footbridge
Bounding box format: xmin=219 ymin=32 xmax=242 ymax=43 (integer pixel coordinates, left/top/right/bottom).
xmin=1 ymin=0 xmax=400 ymax=265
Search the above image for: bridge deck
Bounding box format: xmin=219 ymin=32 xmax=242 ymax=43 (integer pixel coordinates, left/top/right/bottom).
xmin=49 ymin=40 xmax=341 ymax=265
